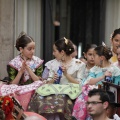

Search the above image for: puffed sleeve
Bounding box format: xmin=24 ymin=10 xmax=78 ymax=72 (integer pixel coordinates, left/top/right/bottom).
xmin=7 ymin=65 xmax=18 ymax=82
xmin=42 ymin=67 xmax=49 ymax=80
xmin=76 ymin=63 xmax=86 ymax=83
xmin=83 ymin=66 xmax=103 ymax=85
xmin=35 ymin=65 xmax=43 ymax=77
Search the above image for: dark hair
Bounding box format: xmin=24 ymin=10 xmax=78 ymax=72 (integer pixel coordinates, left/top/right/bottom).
xmin=54 ymin=37 xmax=74 ymax=55
xmin=88 ymin=88 xmax=110 ymax=103
xmin=84 ymin=44 xmax=97 ymax=53
xmin=111 ymin=28 xmax=120 ymax=39
xmin=94 ymin=45 xmax=113 ymax=60
xmin=15 ymin=31 xmax=34 ymax=51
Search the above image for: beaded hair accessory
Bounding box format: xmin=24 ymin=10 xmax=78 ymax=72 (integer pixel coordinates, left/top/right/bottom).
xmin=64 ymin=37 xmax=68 ymax=45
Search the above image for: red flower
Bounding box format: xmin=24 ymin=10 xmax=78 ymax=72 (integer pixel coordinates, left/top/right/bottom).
xmin=0 ymin=96 xmax=14 ymax=120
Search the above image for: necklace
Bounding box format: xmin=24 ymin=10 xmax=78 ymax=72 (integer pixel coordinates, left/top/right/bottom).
xmin=86 ymin=64 xmax=93 ymax=69
xmin=20 ymin=54 xmax=30 ymax=61
xmin=62 ymin=59 xmax=73 ymax=67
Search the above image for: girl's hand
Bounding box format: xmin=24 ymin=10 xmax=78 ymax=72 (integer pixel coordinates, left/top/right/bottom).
xmin=20 ymin=61 xmax=26 ymax=73
xmin=104 ymin=71 xmax=112 ymax=77
xmin=61 ymin=65 xmax=67 ymax=76
xmin=46 ymin=73 xmax=58 ymax=84
xmin=53 ymin=73 xmax=58 ymax=82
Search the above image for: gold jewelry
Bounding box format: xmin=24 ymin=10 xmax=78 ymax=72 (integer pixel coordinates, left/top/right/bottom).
xmin=102 ymin=41 xmax=106 ymax=47
xmin=61 ymin=55 xmax=65 ymax=61
xmin=64 ymin=37 xmax=68 ymax=45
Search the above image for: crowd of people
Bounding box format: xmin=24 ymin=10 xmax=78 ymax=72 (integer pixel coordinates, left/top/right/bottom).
xmin=0 ymin=28 xmax=120 ymax=120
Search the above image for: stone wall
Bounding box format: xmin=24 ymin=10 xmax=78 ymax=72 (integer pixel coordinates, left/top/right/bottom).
xmin=0 ymin=0 xmax=14 ymax=79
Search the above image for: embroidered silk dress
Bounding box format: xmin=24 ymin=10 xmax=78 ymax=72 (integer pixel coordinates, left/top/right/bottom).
xmin=4 ymin=55 xmax=44 ymax=110
xmin=7 ymin=55 xmax=43 ymax=85
xmin=28 ymin=58 xmax=85 ymax=120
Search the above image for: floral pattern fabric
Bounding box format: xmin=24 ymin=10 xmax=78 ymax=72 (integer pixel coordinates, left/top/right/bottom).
xmin=36 ymin=83 xmax=82 ymax=100
xmin=27 ymin=58 xmax=85 ymax=119
xmin=6 ymin=55 xmax=44 ymax=111
xmin=28 ymin=93 xmax=74 ymax=120
xmin=7 ymin=55 xmax=43 ymax=85
xmin=0 ymin=81 xmax=44 ymax=111
xmin=72 ymin=85 xmax=98 ymax=120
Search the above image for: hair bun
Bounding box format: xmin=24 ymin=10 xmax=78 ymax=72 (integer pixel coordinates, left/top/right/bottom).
xmin=18 ymin=31 xmax=27 ymax=39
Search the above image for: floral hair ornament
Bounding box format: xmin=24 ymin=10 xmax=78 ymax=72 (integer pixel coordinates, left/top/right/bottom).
xmin=64 ymin=37 xmax=68 ymax=45
xmin=102 ymin=41 xmax=106 ymax=47
xmin=102 ymin=41 xmax=112 ymax=56
xmin=110 ymin=33 xmax=113 ymax=40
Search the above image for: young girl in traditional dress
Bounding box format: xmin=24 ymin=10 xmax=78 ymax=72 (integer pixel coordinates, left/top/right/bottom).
xmin=3 ymin=32 xmax=44 ymax=110
xmin=82 ymin=44 xmax=97 ymax=84
xmin=28 ymin=37 xmax=85 ymax=120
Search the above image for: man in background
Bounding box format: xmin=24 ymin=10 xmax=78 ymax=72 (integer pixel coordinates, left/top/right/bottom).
xmin=86 ymin=89 xmax=111 ymax=120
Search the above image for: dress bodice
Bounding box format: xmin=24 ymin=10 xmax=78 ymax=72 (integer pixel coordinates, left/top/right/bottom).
xmin=45 ymin=58 xmax=86 ymax=84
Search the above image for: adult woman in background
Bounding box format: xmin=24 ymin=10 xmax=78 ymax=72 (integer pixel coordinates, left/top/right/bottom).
xmin=113 ymin=46 xmax=120 ymax=69
xmin=28 ymin=37 xmax=85 ymax=120
xmin=110 ymin=28 xmax=120 ymax=63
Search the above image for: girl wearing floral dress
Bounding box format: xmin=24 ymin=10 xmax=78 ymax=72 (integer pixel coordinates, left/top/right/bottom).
xmin=5 ymin=32 xmax=44 ymax=110
xmin=28 ymin=37 xmax=85 ymax=120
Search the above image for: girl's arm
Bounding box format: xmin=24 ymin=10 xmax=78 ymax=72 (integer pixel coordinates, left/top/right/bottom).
xmin=87 ymin=71 xmax=112 ymax=85
xmin=62 ymin=65 xmax=79 ymax=84
xmin=11 ymin=70 xmax=23 ymax=84
xmin=62 ymin=62 xmax=86 ymax=84
xmin=87 ymin=75 xmax=105 ymax=85
xmin=65 ymin=73 xmax=79 ymax=84
xmin=7 ymin=62 xmax=26 ymax=84
xmin=26 ymin=65 xmax=43 ymax=81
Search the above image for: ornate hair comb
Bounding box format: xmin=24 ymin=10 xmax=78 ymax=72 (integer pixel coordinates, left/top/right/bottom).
xmin=64 ymin=37 xmax=68 ymax=45
xmin=18 ymin=31 xmax=26 ymax=39
xmin=102 ymin=41 xmax=106 ymax=47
